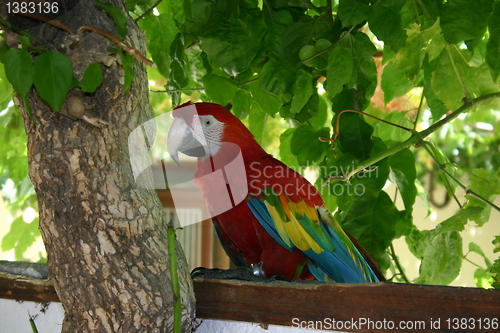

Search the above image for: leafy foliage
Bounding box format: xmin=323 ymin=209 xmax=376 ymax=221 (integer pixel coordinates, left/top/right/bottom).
xmin=1 ymin=0 xmax=499 ymax=286
xmin=133 ymin=0 xmax=500 ymax=286
xmin=0 ymin=105 xmax=40 ymax=261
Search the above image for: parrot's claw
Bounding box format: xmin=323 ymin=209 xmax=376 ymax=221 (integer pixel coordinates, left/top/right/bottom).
xmin=191 ymin=266 xmax=287 ymax=282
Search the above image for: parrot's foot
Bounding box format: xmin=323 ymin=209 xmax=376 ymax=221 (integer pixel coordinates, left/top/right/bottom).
xmin=191 ymin=266 xmax=287 ymax=282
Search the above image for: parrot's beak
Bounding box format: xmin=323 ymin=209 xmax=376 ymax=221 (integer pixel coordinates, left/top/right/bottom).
xmin=167 ymin=117 xmax=207 ymax=166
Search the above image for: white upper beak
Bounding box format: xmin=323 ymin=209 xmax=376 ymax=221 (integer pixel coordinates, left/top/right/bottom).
xmin=167 ymin=118 xmax=207 ymax=166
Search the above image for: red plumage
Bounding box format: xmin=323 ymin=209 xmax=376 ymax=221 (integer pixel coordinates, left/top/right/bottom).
xmin=173 ymin=102 xmax=323 ymax=279
xmin=170 ymin=102 xmax=382 ymax=282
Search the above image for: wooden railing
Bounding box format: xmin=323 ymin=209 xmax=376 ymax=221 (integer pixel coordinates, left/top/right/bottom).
xmin=1 ymin=270 xmax=499 ymax=332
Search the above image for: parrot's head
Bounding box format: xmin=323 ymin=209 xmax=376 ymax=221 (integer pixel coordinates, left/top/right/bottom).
xmin=167 ymin=102 xmax=257 ymax=165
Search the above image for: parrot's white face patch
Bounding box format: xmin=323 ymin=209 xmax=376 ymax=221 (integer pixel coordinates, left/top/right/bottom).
xmin=192 ymin=114 xmax=224 ymax=158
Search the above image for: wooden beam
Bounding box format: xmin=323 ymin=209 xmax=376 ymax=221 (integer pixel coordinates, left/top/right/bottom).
xmin=0 ymin=272 xmax=59 ymax=303
xmin=193 ymin=279 xmax=500 ymax=332
xmin=1 ymin=273 xmax=499 ymax=332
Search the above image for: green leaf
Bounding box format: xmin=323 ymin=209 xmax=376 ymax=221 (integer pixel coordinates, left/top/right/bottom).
xmin=423 ymin=80 xmax=448 ymax=120
xmin=338 ymin=0 xmax=371 ymax=27
xmin=272 ymin=0 xmax=317 ymax=10
xmin=279 ymin=128 xmax=300 ymax=172
xmin=440 ymin=0 xmax=492 ymax=45
xmin=381 ymin=62 xmax=413 ymax=104
xmin=338 ymin=33 xmax=377 ymax=104
xmin=248 ymin=101 xmax=267 ymax=144
xmin=429 ymin=206 xmax=483 ymax=239
xmin=493 ymin=235 xmax=500 ymax=254
xmin=486 ymin=1 xmax=500 ymax=82
xmin=335 ymin=137 xmax=390 ymax=215
xmin=156 ymin=0 xmax=186 ymax=26
xmin=141 ymin=14 xmax=178 ymax=78
xmin=182 ymin=0 xmax=213 ymax=35
xmin=326 ymin=46 xmax=353 ymax=99
xmin=248 ymin=81 xmax=282 ymax=117
xmin=0 ymin=42 xmax=9 ymax=62
xmin=119 ymin=50 xmax=135 ymax=93
xmin=232 ymin=89 xmax=252 ymax=119
xmin=202 ymin=74 xmax=239 ymax=106
xmin=18 ymin=36 xmax=31 ymax=50
xmin=124 ymin=0 xmax=141 ymax=11
xmin=80 ymin=63 xmax=103 ymax=93
xmin=430 ymin=51 xmax=463 ymax=110
xmin=292 ymin=92 xmax=319 ymax=123
xmin=166 ymin=33 xmax=188 ymax=106
xmin=1 ymin=216 xmax=40 ymax=260
xmin=474 ymin=268 xmax=494 ymax=289
xmin=468 ymin=242 xmax=491 ymax=267
xmin=395 ymin=209 xmax=413 ymax=239
xmin=464 ymin=168 xmax=500 ymax=226
xmin=461 ymin=64 xmax=499 ymax=104
xmin=389 ymin=148 xmax=417 ymax=211
xmin=199 ymin=8 xmax=265 ymax=76
xmin=368 ymin=4 xmax=406 ymax=51
xmin=491 ymin=258 xmax=500 ymax=289
xmin=415 ymin=231 xmax=463 ymax=285
xmin=4 ymin=48 xmax=33 ymax=97
xmin=330 ymin=87 xmax=356 ymax=114
xmin=394 ymin=20 xmax=446 ymax=81
xmin=94 ymin=0 xmax=128 ymax=39
xmin=342 ymin=191 xmax=398 ymax=273
xmin=375 ymin=112 xmax=412 ymax=142
xmin=349 ymin=33 xmax=378 ymax=82
xmin=290 ymin=71 xmax=314 ymax=115
xmin=336 ymin=112 xmax=374 ymax=161
xmin=33 ymin=52 xmax=73 ymax=112
xmin=0 ymin=64 xmax=13 ymax=105
xmin=259 ymin=59 xmax=295 ymax=96
xmin=290 ymin=125 xmax=330 ymax=166
xmin=308 ymin=94 xmax=328 ymax=130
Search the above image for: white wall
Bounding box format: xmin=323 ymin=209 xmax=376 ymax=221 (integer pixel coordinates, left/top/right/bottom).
xmin=0 ymin=299 xmax=336 ymax=333
xmin=0 ymin=299 xmax=64 ymax=333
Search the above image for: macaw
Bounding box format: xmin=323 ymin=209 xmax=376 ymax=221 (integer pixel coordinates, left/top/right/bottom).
xmin=167 ymin=101 xmax=383 ymax=283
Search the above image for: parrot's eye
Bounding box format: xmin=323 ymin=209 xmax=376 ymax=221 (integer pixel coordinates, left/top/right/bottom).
xmin=203 ymin=116 xmax=215 ymax=127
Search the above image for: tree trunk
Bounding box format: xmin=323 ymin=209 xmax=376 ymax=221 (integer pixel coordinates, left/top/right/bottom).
xmin=1 ymin=1 xmax=195 ymax=332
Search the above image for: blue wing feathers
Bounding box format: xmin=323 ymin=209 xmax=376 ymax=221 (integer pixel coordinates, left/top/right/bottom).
xmin=247 ymin=197 xmax=293 ymax=252
xmin=247 ymin=196 xmax=379 ymax=283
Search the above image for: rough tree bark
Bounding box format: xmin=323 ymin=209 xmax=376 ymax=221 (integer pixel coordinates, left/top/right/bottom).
xmin=1 ymin=0 xmax=196 ymax=332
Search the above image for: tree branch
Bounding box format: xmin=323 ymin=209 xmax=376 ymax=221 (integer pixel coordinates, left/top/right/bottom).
xmin=389 ymin=243 xmax=410 ymax=283
xmin=135 ymin=0 xmax=164 ymax=22
xmin=413 ymin=86 xmax=425 ymax=130
xmin=422 ymin=145 xmax=500 ymax=213
xmin=331 ymin=109 xmax=415 ymax=144
xmin=337 ymin=92 xmax=500 ymax=182
xmin=15 ymin=12 xmax=154 ymax=67
xmin=19 ymin=12 xmax=76 ymax=34
xmin=79 ymin=25 xmax=154 ymax=67
xmin=421 ymin=143 xmax=463 ymax=209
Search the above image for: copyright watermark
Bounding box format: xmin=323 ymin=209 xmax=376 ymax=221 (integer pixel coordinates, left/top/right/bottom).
xmin=127 ymin=103 xmax=380 ymax=227
xmin=291 ymin=317 xmax=499 ymax=331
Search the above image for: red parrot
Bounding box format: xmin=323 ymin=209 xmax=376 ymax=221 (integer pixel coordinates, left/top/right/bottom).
xmin=167 ymin=102 xmax=383 ymax=282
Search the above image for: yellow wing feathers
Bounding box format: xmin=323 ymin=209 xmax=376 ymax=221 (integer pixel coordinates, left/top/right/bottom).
xmin=265 ymin=193 xmax=324 ymax=254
